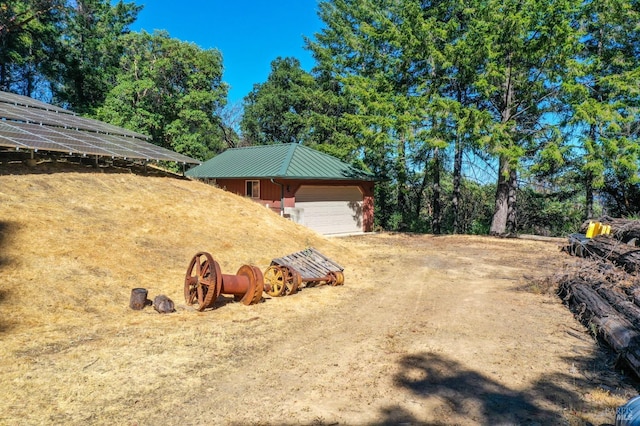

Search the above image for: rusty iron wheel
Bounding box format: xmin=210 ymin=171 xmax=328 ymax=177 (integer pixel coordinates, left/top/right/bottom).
xmin=184 ymin=252 xmax=221 ymax=311
xmin=327 ymin=270 xmax=344 ymax=287
xmin=236 ymin=264 xmax=264 ymax=305
xmin=264 ymin=265 xmax=285 ymax=297
xmin=333 ymin=270 xmax=344 ymax=286
xmin=249 ymin=266 xmax=264 ymax=304
xmin=281 ymin=265 xmax=301 ymax=295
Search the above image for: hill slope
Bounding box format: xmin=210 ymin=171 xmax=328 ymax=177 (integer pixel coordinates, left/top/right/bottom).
xmin=0 ymin=161 xmax=350 ymax=332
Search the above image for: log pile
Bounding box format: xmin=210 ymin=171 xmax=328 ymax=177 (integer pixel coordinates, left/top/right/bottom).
xmin=565 ymin=234 xmax=640 ymax=274
xmin=561 ymin=218 xmax=640 ymax=378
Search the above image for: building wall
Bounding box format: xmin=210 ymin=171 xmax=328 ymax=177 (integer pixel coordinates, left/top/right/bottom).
xmin=210 ymin=178 xmax=375 ymax=232
xmin=213 ymin=179 xmax=294 ymax=214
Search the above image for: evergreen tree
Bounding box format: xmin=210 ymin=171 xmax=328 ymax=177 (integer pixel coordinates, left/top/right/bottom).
xmin=52 ymin=0 xmax=141 ymax=114
xmin=0 ymin=0 xmax=64 ymax=97
xmin=241 ymin=57 xmax=316 ymax=145
xmin=564 ymin=0 xmax=640 ymax=220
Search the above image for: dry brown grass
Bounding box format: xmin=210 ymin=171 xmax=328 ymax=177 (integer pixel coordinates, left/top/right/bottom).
xmin=0 ymin=159 xmax=636 ymax=425
xmin=0 ymin=160 xmax=361 ymax=424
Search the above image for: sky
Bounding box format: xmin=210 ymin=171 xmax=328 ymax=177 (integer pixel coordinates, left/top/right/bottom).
xmin=130 ymin=1 xmax=324 ymax=104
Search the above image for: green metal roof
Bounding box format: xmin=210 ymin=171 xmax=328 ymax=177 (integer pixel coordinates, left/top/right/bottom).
xmin=185 ymin=144 xmax=374 ymax=181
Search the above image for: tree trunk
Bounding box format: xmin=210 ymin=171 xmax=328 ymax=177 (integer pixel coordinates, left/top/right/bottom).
xmin=452 ymin=134 xmax=463 ymax=234
xmin=506 ymin=167 xmax=518 ymax=233
xmin=396 ymin=139 xmax=409 ymax=230
xmin=584 ymin=122 xmax=597 ymax=220
xmin=490 ymin=155 xmax=510 ymax=235
xmin=414 ymin=154 xmax=430 ymax=228
xmin=431 ymin=146 xmax=441 ymax=234
xmin=491 ymin=53 xmax=515 ymax=236
xmin=585 ymin=170 xmax=594 ymax=220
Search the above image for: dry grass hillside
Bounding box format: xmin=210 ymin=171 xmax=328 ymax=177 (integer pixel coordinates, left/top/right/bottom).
xmin=0 ymin=158 xmax=637 ymax=425
xmin=0 ymin=160 xmax=344 ymax=325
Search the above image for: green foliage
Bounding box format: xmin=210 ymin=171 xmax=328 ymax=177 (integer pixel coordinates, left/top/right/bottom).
xmin=561 ymin=0 xmax=640 ymax=218
xmin=51 ymin=0 xmax=141 ymax=114
xmin=3 ymin=0 xmax=639 ymax=235
xmin=307 ymin=0 xmax=586 ymax=235
xmin=241 ymin=57 xmax=316 ymax=145
xmin=96 ymin=31 xmax=228 ymax=162
xmin=516 ymin=187 xmax=584 ymax=236
xmin=0 ymin=0 xmax=65 ymax=96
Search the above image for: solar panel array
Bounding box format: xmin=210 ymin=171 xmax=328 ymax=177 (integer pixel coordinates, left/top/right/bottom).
xmin=0 ymin=91 xmax=200 ymax=164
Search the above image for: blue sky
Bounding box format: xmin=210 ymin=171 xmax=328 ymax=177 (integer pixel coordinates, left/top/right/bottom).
xmin=130 ymin=1 xmax=324 ymax=104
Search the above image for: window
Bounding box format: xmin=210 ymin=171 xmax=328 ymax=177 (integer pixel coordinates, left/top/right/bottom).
xmin=246 ymin=180 xmax=260 ymax=198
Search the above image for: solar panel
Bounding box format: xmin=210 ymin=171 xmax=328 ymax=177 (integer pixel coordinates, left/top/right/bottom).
xmin=0 ymin=91 xmax=73 ymax=114
xmin=0 ymin=91 xmax=200 ymax=164
xmin=0 ymin=100 xmax=147 ymax=139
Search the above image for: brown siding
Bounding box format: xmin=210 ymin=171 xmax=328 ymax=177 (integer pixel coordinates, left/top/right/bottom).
xmin=208 ymin=178 xmax=375 ymax=231
xmin=214 ymin=179 xmax=289 ymax=214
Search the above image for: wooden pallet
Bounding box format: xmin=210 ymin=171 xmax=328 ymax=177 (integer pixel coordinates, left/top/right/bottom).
xmin=271 ymin=247 xmax=343 ymax=280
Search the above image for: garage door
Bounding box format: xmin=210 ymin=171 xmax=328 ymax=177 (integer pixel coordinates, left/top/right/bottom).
xmin=295 ymin=185 xmax=363 ymax=235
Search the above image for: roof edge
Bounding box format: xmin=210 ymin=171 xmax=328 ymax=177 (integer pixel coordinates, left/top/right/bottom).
xmin=278 ymin=143 xmax=298 ymax=176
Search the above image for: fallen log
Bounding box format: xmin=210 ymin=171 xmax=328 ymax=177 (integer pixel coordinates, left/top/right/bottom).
xmin=584 ymin=236 xmax=640 ymax=274
xmin=559 ymin=277 xmax=640 ymax=377
xmin=563 ymin=233 xmax=640 ymax=269
xmin=595 ymin=283 xmax=640 ymax=330
xmin=624 ymin=286 xmax=640 ymax=307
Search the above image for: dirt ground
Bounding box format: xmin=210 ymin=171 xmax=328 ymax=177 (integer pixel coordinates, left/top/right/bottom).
xmin=0 ymin=159 xmax=637 ymax=425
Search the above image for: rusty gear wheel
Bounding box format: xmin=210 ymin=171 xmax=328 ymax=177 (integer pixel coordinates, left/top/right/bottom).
xmin=184 ymin=252 xmax=222 ymax=311
xmin=281 ymin=265 xmax=301 ymax=295
xmin=264 ymin=265 xmax=285 ymax=297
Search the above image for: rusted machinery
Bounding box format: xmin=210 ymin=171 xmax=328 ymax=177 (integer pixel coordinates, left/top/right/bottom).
xmin=184 ymin=252 xmax=263 ymax=311
xmin=263 ymin=247 xmax=344 ymax=297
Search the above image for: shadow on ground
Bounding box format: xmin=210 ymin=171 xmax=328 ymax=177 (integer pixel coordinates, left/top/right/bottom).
xmin=0 ymin=221 xmax=14 ymax=333
xmin=376 ymin=351 xmax=631 ymax=425
xmin=0 ymin=221 xmax=8 ymax=268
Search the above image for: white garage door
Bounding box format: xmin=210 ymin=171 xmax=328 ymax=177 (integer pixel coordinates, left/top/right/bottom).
xmin=295 ymin=185 xmax=363 ymax=235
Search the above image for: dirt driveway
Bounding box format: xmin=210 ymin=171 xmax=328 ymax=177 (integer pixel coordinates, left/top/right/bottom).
xmin=1 ymin=232 xmax=635 ymax=425
xmin=171 ymin=233 xmax=633 ymax=426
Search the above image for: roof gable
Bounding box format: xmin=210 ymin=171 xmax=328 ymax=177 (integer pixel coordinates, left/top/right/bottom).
xmin=185 ymin=144 xmax=374 ymax=181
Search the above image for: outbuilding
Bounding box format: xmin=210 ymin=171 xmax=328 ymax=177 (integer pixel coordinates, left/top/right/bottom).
xmin=185 ymin=143 xmax=375 ymax=235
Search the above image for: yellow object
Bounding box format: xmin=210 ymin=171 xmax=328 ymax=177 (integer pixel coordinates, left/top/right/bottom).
xmin=585 ymin=221 xmax=611 ymax=238
xmin=594 ymin=222 xmax=602 ymax=236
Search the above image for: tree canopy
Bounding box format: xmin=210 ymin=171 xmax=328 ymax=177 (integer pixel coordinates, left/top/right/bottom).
xmin=0 ymin=0 xmax=229 ymax=162
xmin=245 ymin=0 xmax=639 ymax=234
xmin=3 ymin=0 xmax=640 ymax=235
xmin=96 ymin=30 xmax=228 ymax=160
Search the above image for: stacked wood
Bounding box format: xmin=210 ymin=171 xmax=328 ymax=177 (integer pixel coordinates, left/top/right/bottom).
xmin=564 ymin=230 xmax=640 ymax=274
xmin=583 ymin=235 xmax=640 ymax=274
xmin=559 ymin=274 xmax=640 ymax=377
xmin=559 ymin=217 xmax=640 ymax=378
